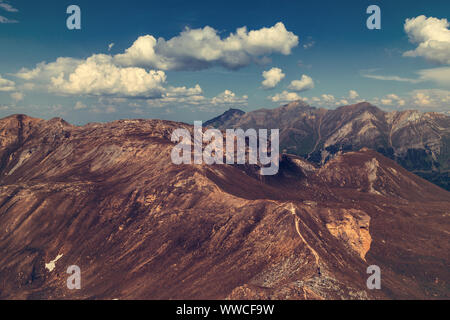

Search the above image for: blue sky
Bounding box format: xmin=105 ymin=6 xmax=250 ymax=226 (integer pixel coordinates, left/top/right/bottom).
xmin=0 ymin=0 xmax=449 ymax=124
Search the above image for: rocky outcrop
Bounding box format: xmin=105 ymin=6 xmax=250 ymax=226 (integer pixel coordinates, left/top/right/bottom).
xmin=325 ymin=209 xmax=371 ymax=261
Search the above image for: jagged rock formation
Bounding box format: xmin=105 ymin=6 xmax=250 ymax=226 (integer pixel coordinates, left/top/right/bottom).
xmin=0 ymin=114 xmax=448 ymax=299
xmin=205 ymin=101 xmax=450 ymax=190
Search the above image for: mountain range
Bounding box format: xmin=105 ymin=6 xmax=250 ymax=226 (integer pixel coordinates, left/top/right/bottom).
xmin=205 ymin=101 xmax=450 ymax=190
xmin=0 ymin=113 xmax=448 ymax=299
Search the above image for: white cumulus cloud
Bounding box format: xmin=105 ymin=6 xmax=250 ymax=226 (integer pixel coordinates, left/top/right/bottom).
xmin=348 ymin=90 xmax=359 ymax=99
xmin=211 ymin=90 xmax=248 ymax=106
xmin=11 ymin=23 xmax=296 ymax=101
xmin=321 ymin=94 xmax=335 ymax=103
xmin=115 ymin=22 xmax=298 ymax=71
xmin=371 ymin=89 xmax=449 ymax=111
xmin=261 ymin=67 xmax=285 ymax=89
xmin=403 ymin=15 xmax=450 ymax=65
xmin=49 ymin=54 xmax=167 ymax=98
xmin=14 ymin=55 xmax=200 ymax=99
xmin=287 ymin=74 xmax=314 ymax=92
xmin=410 ymin=89 xmax=450 ymax=109
xmin=15 ymin=57 xmax=81 ymax=81
xmin=269 ymin=90 xmax=307 ymax=103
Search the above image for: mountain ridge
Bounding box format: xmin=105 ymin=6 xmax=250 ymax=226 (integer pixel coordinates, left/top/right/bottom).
xmin=0 ymin=114 xmax=448 ymax=299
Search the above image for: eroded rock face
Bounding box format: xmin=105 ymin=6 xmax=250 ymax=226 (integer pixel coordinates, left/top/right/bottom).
xmin=0 ymin=114 xmax=448 ymax=300
xmin=325 ymin=209 xmax=371 ymax=261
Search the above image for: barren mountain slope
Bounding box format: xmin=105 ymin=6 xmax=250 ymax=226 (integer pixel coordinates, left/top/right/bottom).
xmin=0 ymin=114 xmax=448 ymax=299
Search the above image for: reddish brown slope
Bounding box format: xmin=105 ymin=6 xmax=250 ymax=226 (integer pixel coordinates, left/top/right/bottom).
xmin=0 ymin=115 xmax=448 ymax=299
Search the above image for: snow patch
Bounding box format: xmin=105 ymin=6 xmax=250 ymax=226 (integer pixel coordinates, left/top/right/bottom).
xmin=45 ymin=254 xmax=63 ymax=272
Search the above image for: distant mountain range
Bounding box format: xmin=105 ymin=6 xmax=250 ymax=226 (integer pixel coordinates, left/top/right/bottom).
xmin=205 ymin=101 xmax=450 ymax=190
xmin=0 ymin=114 xmax=448 ymax=299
